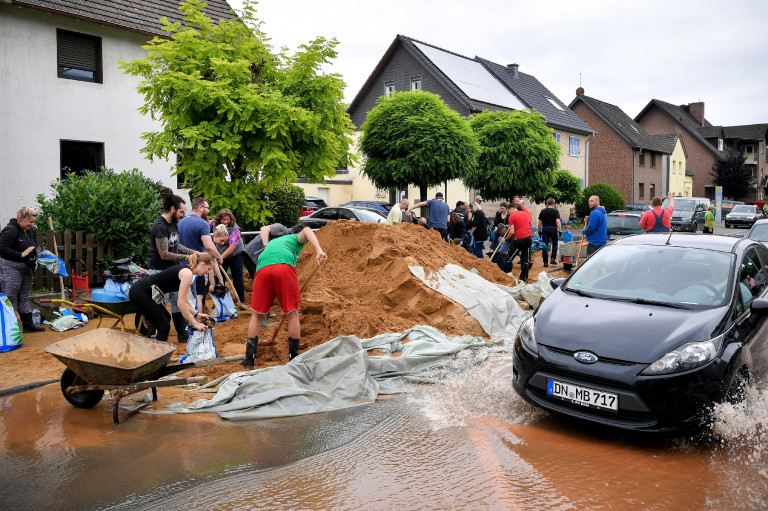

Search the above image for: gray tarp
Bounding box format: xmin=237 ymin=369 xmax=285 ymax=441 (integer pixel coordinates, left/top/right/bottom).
xmin=161 ymin=267 xmax=554 ymax=421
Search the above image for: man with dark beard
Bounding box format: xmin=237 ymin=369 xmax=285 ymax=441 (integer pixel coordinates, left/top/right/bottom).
xmin=148 ymin=187 xmax=196 ymax=341
xmin=178 ymin=197 xmax=224 ymax=307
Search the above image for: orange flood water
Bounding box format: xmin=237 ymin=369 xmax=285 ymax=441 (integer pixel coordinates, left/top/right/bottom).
xmin=1 ymin=356 xmax=767 ymax=511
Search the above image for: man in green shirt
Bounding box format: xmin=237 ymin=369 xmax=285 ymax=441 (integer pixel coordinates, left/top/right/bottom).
xmin=241 ymin=226 xmax=327 ymax=367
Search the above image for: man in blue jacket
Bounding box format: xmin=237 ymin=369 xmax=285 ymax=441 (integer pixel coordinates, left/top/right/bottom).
xmin=582 ymin=195 xmax=607 ymax=257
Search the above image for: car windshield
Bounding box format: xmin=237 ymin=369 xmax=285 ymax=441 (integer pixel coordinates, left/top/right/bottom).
xmin=673 ymin=199 xmax=695 ymax=211
xmin=564 ymin=244 xmax=734 ymax=308
xmin=607 ymin=214 xmax=640 ymax=232
xmin=355 ymin=209 xmax=386 ymax=222
xmin=749 ymin=223 xmax=768 ymax=242
xmin=731 ymin=205 xmax=754 ymax=214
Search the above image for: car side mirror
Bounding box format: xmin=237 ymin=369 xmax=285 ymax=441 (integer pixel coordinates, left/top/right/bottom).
xmin=750 ymin=297 xmax=768 ymax=316
xmin=550 ymin=278 xmax=566 ymax=289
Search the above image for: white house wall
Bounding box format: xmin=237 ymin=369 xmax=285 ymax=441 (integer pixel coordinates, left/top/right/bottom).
xmin=0 ymin=5 xmax=181 ymax=223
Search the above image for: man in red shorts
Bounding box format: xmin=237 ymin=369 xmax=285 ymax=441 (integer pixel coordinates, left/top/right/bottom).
xmin=241 ymin=226 xmax=327 ymax=367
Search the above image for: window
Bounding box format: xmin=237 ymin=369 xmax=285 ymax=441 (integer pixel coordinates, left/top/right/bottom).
xmin=545 ymin=97 xmax=564 ymax=111
xmin=554 ymin=133 xmax=561 ymax=144
xmin=410 ymin=76 xmax=422 ymax=90
xmin=639 ymin=183 xmax=644 ymax=198
xmin=718 ymin=139 xmax=723 ymax=151
xmin=568 ymin=136 xmax=580 ymax=156
xmin=57 ymin=29 xmax=102 ymax=83
xmin=736 ymin=248 xmax=767 ymax=314
xmin=639 ymin=153 xmax=645 ymax=166
xmin=745 ymin=145 xmax=755 ymax=154
xmin=650 ymin=153 xmax=656 ymax=167
xmin=60 ymin=140 xmax=104 ymax=179
xmin=649 ymin=184 xmax=655 ymax=198
xmin=384 ymin=81 xmax=395 ymax=97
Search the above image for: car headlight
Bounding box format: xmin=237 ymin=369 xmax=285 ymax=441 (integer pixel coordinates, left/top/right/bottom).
xmin=517 ymin=316 xmax=538 ymax=354
xmin=641 ymin=335 xmax=723 ymax=375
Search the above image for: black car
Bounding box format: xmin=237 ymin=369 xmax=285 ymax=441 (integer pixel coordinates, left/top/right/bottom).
xmin=606 ymin=210 xmax=643 ymax=239
xmin=298 ymin=206 xmax=386 ymax=229
xmin=725 ymin=204 xmax=765 ymax=228
xmin=512 ymin=234 xmax=768 ymax=433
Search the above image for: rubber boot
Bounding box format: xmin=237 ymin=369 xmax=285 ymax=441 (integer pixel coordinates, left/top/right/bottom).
xmin=20 ymin=313 xmax=45 ymax=332
xmin=240 ymin=337 xmax=258 ymax=368
xmin=288 ymin=337 xmax=300 ymax=361
xmin=171 ymin=312 xmax=189 ymax=343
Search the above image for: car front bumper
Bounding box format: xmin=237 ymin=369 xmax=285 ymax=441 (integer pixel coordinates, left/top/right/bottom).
xmin=512 ymin=340 xmax=734 ymax=433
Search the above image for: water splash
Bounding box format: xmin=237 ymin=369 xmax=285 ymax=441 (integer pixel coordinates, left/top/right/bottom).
xmin=406 ymin=346 xmax=546 ymax=430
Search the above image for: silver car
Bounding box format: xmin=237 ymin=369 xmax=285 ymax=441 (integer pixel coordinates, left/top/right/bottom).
xmin=298 ymin=206 xmax=386 ymax=229
xmin=725 ymin=205 xmax=765 ymax=228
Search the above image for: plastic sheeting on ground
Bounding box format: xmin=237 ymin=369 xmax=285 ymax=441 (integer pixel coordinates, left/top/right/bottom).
xmin=163 ymin=325 xmax=487 ymax=420
xmin=409 ymin=264 xmax=553 ymax=342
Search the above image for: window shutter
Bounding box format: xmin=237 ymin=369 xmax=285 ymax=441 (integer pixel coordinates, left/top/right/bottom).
xmin=57 ymin=30 xmax=99 ymax=72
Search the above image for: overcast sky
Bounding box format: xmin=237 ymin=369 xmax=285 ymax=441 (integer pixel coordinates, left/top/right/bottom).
xmin=228 ymin=0 xmax=766 ymax=127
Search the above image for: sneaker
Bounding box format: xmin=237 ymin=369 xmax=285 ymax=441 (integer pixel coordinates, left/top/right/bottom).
xmin=550 ymin=259 xmax=557 ymax=265
xmin=543 ymin=262 xmax=549 ymax=267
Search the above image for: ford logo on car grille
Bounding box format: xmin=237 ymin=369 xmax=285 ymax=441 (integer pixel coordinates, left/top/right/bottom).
xmin=574 ymin=351 xmax=598 ymax=364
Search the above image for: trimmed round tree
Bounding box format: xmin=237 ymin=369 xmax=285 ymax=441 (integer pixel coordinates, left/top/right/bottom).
xmin=358 ymin=90 xmax=479 ymax=208
xmin=529 ymin=169 xmax=583 ymax=206
xmin=575 ymin=182 xmax=625 ymax=218
xmin=466 ymin=110 xmax=561 ymax=201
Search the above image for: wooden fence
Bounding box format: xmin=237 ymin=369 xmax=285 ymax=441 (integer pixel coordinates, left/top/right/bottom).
xmin=32 ymin=230 xmax=114 ymax=293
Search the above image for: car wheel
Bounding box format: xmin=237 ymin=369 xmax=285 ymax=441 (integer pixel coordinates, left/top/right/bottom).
xmin=691 ymin=222 xmax=697 ymax=232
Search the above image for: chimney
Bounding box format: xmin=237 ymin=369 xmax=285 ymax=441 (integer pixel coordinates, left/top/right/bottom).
xmin=507 ymin=63 xmax=519 ymax=78
xmin=688 ymin=102 xmax=705 ymax=127
xmin=576 ymin=87 xmax=585 ymax=96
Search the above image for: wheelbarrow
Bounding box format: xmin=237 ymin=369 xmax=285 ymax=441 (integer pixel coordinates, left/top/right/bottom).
xmin=558 ymin=240 xmax=588 ymax=271
xmin=45 ymin=328 xmax=244 ymax=423
xmin=40 ymin=298 xmax=143 ymax=333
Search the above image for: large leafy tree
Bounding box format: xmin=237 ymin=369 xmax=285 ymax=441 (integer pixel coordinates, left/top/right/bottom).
xmin=711 ymin=148 xmax=754 ymax=200
xmin=529 ymin=170 xmax=582 ymax=205
xmin=358 ymin=90 xmax=479 ymax=204
xmin=119 ymin=0 xmax=355 ymax=225
xmin=466 ymin=110 xmax=561 ymax=201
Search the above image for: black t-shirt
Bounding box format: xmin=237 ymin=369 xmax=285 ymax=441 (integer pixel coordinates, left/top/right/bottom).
xmin=146 ymin=265 xmax=186 ymax=294
xmin=471 ymin=210 xmax=489 ymax=241
xmin=148 ymin=216 xmax=180 ymax=270
xmin=538 ymin=207 xmax=561 ymax=229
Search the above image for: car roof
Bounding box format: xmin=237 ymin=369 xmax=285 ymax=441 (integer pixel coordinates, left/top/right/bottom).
xmin=608 ymin=210 xmax=642 ymax=215
xmin=611 ymin=233 xmax=745 ymax=253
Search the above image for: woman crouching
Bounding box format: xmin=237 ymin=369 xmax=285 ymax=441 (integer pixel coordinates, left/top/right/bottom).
xmin=128 ymin=253 xmax=212 ymax=342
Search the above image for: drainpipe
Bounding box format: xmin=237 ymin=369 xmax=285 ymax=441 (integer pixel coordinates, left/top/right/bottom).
xmin=634 ymin=149 xmax=639 ymax=203
xmin=585 ymin=134 xmax=593 ymax=187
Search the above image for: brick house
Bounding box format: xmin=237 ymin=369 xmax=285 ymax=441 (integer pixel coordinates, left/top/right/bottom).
xmin=570 ymin=90 xmax=687 ymax=203
xmin=634 ymin=100 xmax=723 ymax=199
xmin=0 ymin=0 xmax=236 ymax=222
xmin=722 ymin=124 xmax=768 ymax=201
xmin=313 ymin=35 xmax=595 ymax=214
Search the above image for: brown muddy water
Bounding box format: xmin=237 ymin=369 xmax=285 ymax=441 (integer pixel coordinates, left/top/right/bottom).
xmin=1 ymin=354 xmax=767 ymax=510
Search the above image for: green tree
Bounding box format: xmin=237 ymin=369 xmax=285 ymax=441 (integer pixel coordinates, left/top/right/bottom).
xmin=358 ymin=90 xmax=479 ymax=206
xmin=466 ymin=110 xmax=561 ymax=201
xmin=37 ymin=169 xmax=162 ymax=265
xmin=119 ymin=0 xmax=355 ymax=225
xmin=711 ymin=148 xmax=754 ymax=199
xmin=574 ymin=182 xmax=625 ymax=218
xmin=529 ymin=170 xmax=582 ymax=205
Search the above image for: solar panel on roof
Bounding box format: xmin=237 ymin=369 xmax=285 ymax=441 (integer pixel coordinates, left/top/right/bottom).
xmin=413 ymin=42 xmax=525 ymax=111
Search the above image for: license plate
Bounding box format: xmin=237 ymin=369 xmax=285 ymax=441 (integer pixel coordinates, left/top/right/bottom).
xmin=547 ymin=379 xmax=618 ymax=411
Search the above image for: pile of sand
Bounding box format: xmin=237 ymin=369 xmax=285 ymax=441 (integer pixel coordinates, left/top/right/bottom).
xmin=183 ymin=221 xmax=518 ymax=381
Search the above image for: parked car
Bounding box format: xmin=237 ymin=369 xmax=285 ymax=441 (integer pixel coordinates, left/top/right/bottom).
xmin=512 ymin=234 xmax=768 ymax=433
xmin=720 ymin=200 xmax=744 ymax=216
xmin=663 ymin=196 xmax=709 ymax=232
xmin=606 ymin=210 xmax=643 ymax=239
xmin=623 ymin=203 xmax=652 ymax=212
xmin=747 ymin=219 xmax=768 ymax=248
xmin=298 ymin=206 xmax=386 ymax=229
xmin=300 ymin=197 xmax=328 ymax=217
xmin=340 ymin=201 xmax=393 ymax=215
xmin=725 ymin=204 xmax=765 ymax=228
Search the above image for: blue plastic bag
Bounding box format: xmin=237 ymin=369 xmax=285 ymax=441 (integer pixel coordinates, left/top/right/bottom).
xmin=0 ymin=294 xmax=22 ymax=353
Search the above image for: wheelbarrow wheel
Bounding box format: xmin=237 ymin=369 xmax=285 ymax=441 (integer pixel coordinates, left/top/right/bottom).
xmin=61 ymin=368 xmax=104 ymax=409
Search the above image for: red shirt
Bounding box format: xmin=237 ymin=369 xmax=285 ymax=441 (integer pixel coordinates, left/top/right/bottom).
xmin=508 ymin=210 xmax=532 ymax=239
xmin=639 ymin=207 xmax=673 ymax=231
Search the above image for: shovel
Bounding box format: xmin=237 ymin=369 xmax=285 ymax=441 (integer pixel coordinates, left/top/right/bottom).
xmin=218 ymin=263 xmax=246 ymax=309
xmin=261 ymin=260 xmax=324 ymax=346
xmin=576 ymin=217 xmax=587 ymax=267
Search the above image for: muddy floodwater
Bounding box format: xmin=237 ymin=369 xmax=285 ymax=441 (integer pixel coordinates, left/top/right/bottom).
xmin=1 ymin=355 xmax=767 ymax=510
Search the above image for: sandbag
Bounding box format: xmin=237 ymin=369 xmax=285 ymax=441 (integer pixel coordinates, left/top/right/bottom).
xmin=180 ymin=327 xmax=217 ymax=363
xmin=210 ymin=290 xmax=237 ymax=320
xmin=0 ymin=294 xmax=22 ymax=353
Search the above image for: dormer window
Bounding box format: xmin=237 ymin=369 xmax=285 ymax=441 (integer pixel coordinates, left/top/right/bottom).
xmin=717 ymin=138 xmax=723 ymax=151
xmin=384 ymin=81 xmax=395 ymax=97
xmin=545 ymin=97 xmax=563 ymax=111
